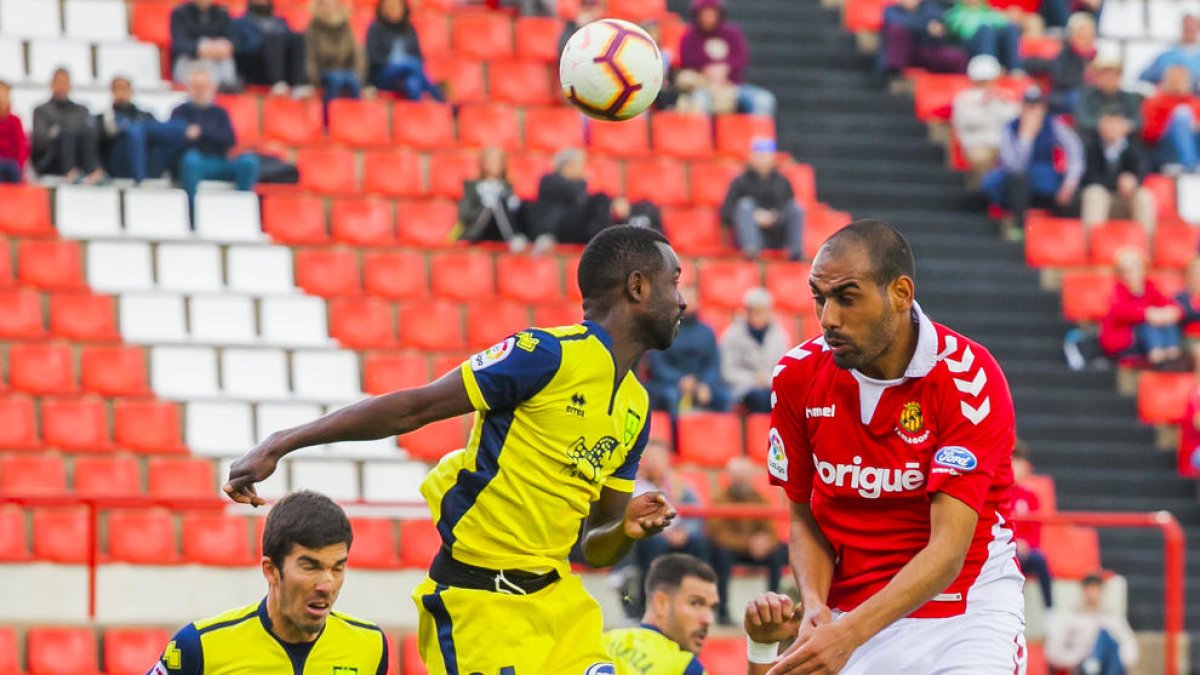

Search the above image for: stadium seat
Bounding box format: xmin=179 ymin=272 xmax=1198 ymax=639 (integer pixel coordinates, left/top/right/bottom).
xmin=662 ymin=207 xmax=724 ymax=256
xmin=1090 ymin=220 xmax=1148 ymax=266
xmin=399 ymin=415 xmax=469 ymax=462
xmin=65 ymin=0 xmax=124 ymax=39
xmin=255 ymin=403 xmax=322 ymax=445
xmin=56 ymin=185 xmax=121 ymax=237
xmin=74 ymin=455 xmax=141 ymax=497
xmin=42 ymin=396 xmax=111 ymax=453
xmin=227 ymin=245 xmax=296 ymax=295
xmin=488 ymin=59 xmax=555 ymax=106
xmin=32 ymin=506 xmax=89 ymax=563
xmin=362 ymin=152 xmax=426 ymax=200
xmin=396 ymin=199 xmax=458 ymax=248
xmin=0 ymin=289 xmax=46 ymax=339
xmin=29 ymin=39 xmax=93 ymax=86
xmin=524 ymin=107 xmax=585 ymax=154
xmin=119 ymin=293 xmax=188 ymax=344
xmin=1137 ymin=371 xmax=1194 ymax=424
xmin=430 ymin=56 xmax=486 ymax=104
xmin=0 ymin=505 xmax=28 ymax=560
xmin=1060 ymin=272 xmax=1114 ymax=322
xmin=182 ymin=512 xmax=253 ymax=566
xmin=1143 ymin=173 xmax=1178 ymax=222
xmin=363 ymin=250 xmax=428 ymax=299
xmin=803 ymin=206 xmax=853 ymax=259
xmin=515 ymin=16 xmax=564 ymax=62
xmin=0 ymin=453 xmax=66 ymax=496
xmin=221 ymin=348 xmax=290 ymax=400
xmin=262 ymin=193 xmax=329 ymax=244
xmin=451 ymin=12 xmax=514 ymax=59
xmin=190 ymin=296 xmax=257 ymax=345
xmin=104 ymin=628 xmax=173 ymax=675
xmin=9 ymin=343 xmax=76 ymax=395
xmin=298 ymin=148 xmax=358 ymax=194
xmin=49 ymin=293 xmax=120 ymax=342
xmin=216 ymin=94 xmax=262 ymax=146
xmin=362 ymin=461 xmax=426 ymax=502
xmin=458 ymin=103 xmax=521 ymax=150
xmin=0 ymin=0 xmax=58 ymax=37
xmin=651 ymin=112 xmax=714 ymax=159
xmin=715 ymin=115 xmax=777 ymax=159
xmin=677 ymin=413 xmax=743 ymax=467
xmin=330 ymin=297 xmax=397 ymax=349
xmin=506 ymin=153 xmax=553 ymax=200
xmin=496 ymin=255 xmax=562 ymax=303
xmin=0 ymin=184 xmax=53 ymax=236
xmin=292 ymin=350 xmax=362 ymax=402
xmin=80 ymin=346 xmax=149 ymax=397
xmin=263 ymin=95 xmax=323 ymax=144
xmin=156 ymin=243 xmax=223 ymax=292
xmin=17 ymin=239 xmax=84 ymax=290
xmin=674 ymin=469 xmax=713 ymax=505
xmin=150 ymin=346 xmax=220 ymax=399
xmin=589 ymin=116 xmax=650 ymax=157
xmin=87 ymin=241 xmax=154 ymax=292
xmin=294 ymin=247 xmax=361 ymax=298
xmin=331 ymin=198 xmax=397 ymax=248
xmin=1024 ymin=474 xmax=1058 ymax=514
xmin=347 ymin=518 xmax=401 ymax=568
xmin=1024 ymin=216 xmax=1088 ymax=268
xmin=625 ymin=157 xmax=689 ymax=206
xmin=765 ymin=261 xmax=814 ymax=314
xmin=0 ymin=237 xmax=10 ymax=288
xmin=411 ymin=11 xmax=449 ymax=56
xmin=194 ymin=191 xmax=263 ymax=243
xmin=107 ymin=508 xmax=179 ymax=564
xmin=689 ymin=160 xmax=741 ymax=208
xmin=465 ymin=300 xmax=530 ymax=349
xmin=401 ymin=633 xmax=427 ymax=675
xmin=1040 ymin=524 xmax=1100 ymax=580
xmin=0 ymin=394 xmax=40 ymax=450
xmin=399 ymin=519 xmax=442 ymax=568
xmin=429 ymin=151 xmax=480 ymax=199
xmin=291 ymin=460 xmax=359 ymax=500
xmin=533 ymin=302 xmax=581 ymax=328
xmin=780 ymin=162 xmax=817 ymax=208
xmin=586 ymin=155 xmax=624 ymax=196
xmin=700 ymin=260 xmax=762 ymax=311
xmin=430 ymin=251 xmax=496 ymax=301
xmin=0 ymin=37 xmax=21 ymax=84
xmin=842 ymin=0 xmax=888 ymax=31
xmin=392 ymin=101 xmax=456 ymax=150
xmin=364 ymin=352 xmax=429 ymax=395
xmin=696 ymin=635 xmax=747 ymax=673
xmin=1153 ymin=223 xmax=1198 ymax=270
xmin=607 ymin=0 xmax=666 ymax=20
xmin=398 ymin=300 xmax=465 ymax=351
xmin=98 ymin=43 xmax=162 ymax=90
xmin=744 ymin=413 xmax=771 ymax=464
xmin=647 ymin=409 xmax=672 ymax=446
xmin=131 ymin=0 xmax=172 ymax=45
xmin=329 ymin=98 xmax=392 ymax=147
xmin=912 ymin=72 xmax=971 ymax=122
xmin=113 ymin=399 xmax=185 ymax=454
xmin=261 ymin=296 xmax=332 ymax=347
xmin=26 ymin=627 xmax=99 ymax=675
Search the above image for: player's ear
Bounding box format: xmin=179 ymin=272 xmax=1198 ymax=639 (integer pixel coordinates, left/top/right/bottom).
xmin=889 ymin=275 xmax=914 ymax=312
xmin=626 ymin=269 xmax=647 ymax=303
xmin=261 ymin=556 xmax=280 ymax=584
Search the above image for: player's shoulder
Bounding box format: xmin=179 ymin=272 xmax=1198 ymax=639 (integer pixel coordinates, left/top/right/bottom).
xmin=774 ymin=336 xmax=834 ymax=382
xmin=328 ymin=609 xmax=384 ymax=636
xmin=927 ymin=321 xmax=1013 ymax=427
xmin=192 ymin=602 xmax=260 ymax=634
xmin=928 ymin=321 xmax=1007 ymax=382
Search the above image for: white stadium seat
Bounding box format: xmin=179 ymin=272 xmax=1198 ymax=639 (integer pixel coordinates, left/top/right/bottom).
xmin=219 ymin=457 xmax=288 ymax=499
xmin=7 ymin=86 xmax=39 ymax=128
xmin=0 ymin=0 xmax=62 ymax=38
xmin=119 ymin=293 xmax=187 ymax=344
xmin=186 ymin=401 xmax=254 ymax=456
xmin=57 ymin=185 xmax=121 ymax=237
xmin=156 ymin=243 xmax=223 ymax=292
xmin=1099 ymin=0 xmax=1146 ymax=40
xmin=259 ymin=296 xmax=329 ymax=346
xmin=28 ymin=39 xmax=93 ymax=85
xmin=362 ymin=461 xmax=427 ymax=502
xmin=150 ymin=345 xmax=219 ymax=399
xmin=1179 ymin=175 xmax=1200 ymax=225
xmin=255 ymin=403 xmax=323 ymax=444
xmin=327 ymin=437 xmax=403 ymax=459
xmin=220 ymin=348 xmax=290 ymax=400
xmin=96 ymin=42 xmax=162 ymax=89
xmin=195 ymin=192 xmax=264 ymax=242
xmin=1123 ymin=40 xmax=1168 ymax=85
xmin=1147 ymin=0 xmax=1200 ymax=41
xmin=290 ymin=460 xmax=359 ymax=501
xmin=64 ymin=0 xmax=127 ymax=40
xmin=124 ymin=188 xmax=191 ymax=239
xmin=227 ymin=246 xmax=295 ymax=295
xmin=189 ymin=295 xmax=257 ymax=345
xmin=135 ymin=90 xmax=187 ymax=120
xmin=87 ymin=241 xmax=153 ymax=291
xmin=292 ymin=350 xmax=362 ymax=402
xmin=0 ymin=38 xmax=25 ymax=83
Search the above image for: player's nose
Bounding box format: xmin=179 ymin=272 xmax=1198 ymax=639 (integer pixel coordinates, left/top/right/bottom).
xmin=818 ymin=300 xmax=840 ymax=330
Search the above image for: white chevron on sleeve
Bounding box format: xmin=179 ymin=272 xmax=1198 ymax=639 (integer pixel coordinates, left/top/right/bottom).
xmin=961 ymin=397 xmax=991 ymax=425
xmin=944 ymin=345 xmax=975 ymax=373
xmin=953 ymin=368 xmax=988 ymax=397
xmin=785 ymin=345 xmax=811 ymax=361
xmin=937 ymin=335 xmax=958 ymax=361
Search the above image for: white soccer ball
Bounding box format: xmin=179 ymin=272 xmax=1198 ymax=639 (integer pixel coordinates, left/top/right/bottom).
xmin=559 ymin=18 xmax=664 ymax=121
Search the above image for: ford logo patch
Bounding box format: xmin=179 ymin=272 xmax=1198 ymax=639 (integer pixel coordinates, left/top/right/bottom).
xmin=933 ymin=446 xmax=978 ymax=472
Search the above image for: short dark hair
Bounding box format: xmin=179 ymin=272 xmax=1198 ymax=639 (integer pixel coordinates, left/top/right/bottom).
xmin=262 ymin=490 xmax=353 ymax=568
xmin=1082 ymin=572 xmax=1105 ymax=588
xmin=823 ymin=219 xmax=916 ymax=288
xmin=644 ymin=553 xmax=717 ymax=597
xmin=577 ymin=225 xmax=670 ymax=302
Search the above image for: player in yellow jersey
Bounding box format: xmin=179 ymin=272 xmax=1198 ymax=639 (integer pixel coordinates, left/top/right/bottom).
xmin=147 ymin=491 xmax=388 ymax=675
xmin=225 ymin=225 xmax=687 ymax=674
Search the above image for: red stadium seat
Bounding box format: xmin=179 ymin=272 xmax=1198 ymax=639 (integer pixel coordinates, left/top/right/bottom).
xmin=677 ymin=413 xmax=743 ymax=467
xmin=364 ymin=352 xmax=429 ymax=395
xmin=1024 ymin=474 xmax=1058 ymax=513
xmin=429 ymin=151 xmax=480 ymax=200
xmin=399 ymin=519 xmax=442 ymax=568
xmin=362 ymin=151 xmax=426 ymax=200
xmin=1060 ymin=272 xmax=1114 ymax=322
xmin=329 ymin=98 xmax=391 ymax=147
xmin=564 ymin=254 xmax=583 ymax=300
xmin=32 ymin=506 xmax=89 ymax=563
xmin=0 ymin=289 xmax=46 ymax=339
xmin=675 ymin=470 xmax=713 ymax=505
xmin=766 ymin=261 xmax=813 ymax=314
xmin=298 ymin=148 xmax=358 ymax=194
xmin=49 ymin=293 xmax=120 ymax=342
xmin=42 ymin=397 xmax=111 ymax=453
xmin=0 ymin=453 xmax=66 ymax=496
xmin=648 ymin=410 xmax=672 ymax=446
xmin=465 ymin=300 xmax=530 ymax=349
xmin=589 ymin=117 xmax=650 ymax=158
xmin=410 ymin=11 xmax=449 ymax=56
xmin=0 ymin=626 xmax=18 ymax=672
xmin=0 ymin=237 xmax=10 ymax=288
xmin=1153 ymin=223 xmax=1198 ymax=270
xmin=80 ymin=346 xmax=150 ymax=397
xmin=1025 ymin=216 xmax=1087 ymax=268
xmin=262 ymin=194 xmax=329 ymax=244
xmin=9 ymin=343 xmax=76 ymax=395
xmin=625 ymin=157 xmax=688 ymax=206
xmin=263 ymin=96 xmax=323 ymax=144
xmin=74 ymin=455 xmax=141 ymax=497
xmin=430 ymin=353 xmax=471 ymax=380
xmin=18 ymin=239 xmax=84 ymax=290
xmin=803 ymin=206 xmax=853 ymax=259
xmin=496 ymin=255 xmax=562 ymax=303
xmin=1027 ymin=641 xmax=1049 ymax=675
xmin=515 ymin=17 xmax=564 ymax=62
xmin=331 ymin=199 xmax=397 ymax=249
xmin=26 ymin=627 xmax=99 ymax=675
xmin=398 ymin=300 xmax=465 ymax=350
xmin=216 ymin=94 xmax=262 ymax=146
xmin=1020 ymin=34 xmax=1062 ymax=60
xmin=507 ymin=153 xmax=553 ymax=201
xmin=396 ymin=200 xmax=458 ymax=248
xmin=488 ymin=59 xmax=555 ymax=107
xmin=107 ymin=508 xmax=178 ymax=564
xmin=348 ymin=518 xmax=400 ymax=568
xmin=451 ymin=12 xmax=514 ymax=60
xmin=662 ymin=207 xmax=724 ymax=256
xmin=689 ymin=160 xmax=741 ymax=208
xmin=745 ymin=413 xmax=771 ymax=463
xmin=607 ymin=0 xmax=666 ymax=21
xmin=294 ymin=247 xmax=361 ymax=297
xmin=912 ymin=72 xmax=971 ymax=123
xmin=131 ymin=1 xmax=173 ymax=46
xmin=430 ymin=251 xmax=496 ymax=301
xmin=1143 ymin=173 xmax=1178 ymax=222
xmin=363 ymin=250 xmax=428 ymax=299
xmin=1090 ymin=220 xmax=1148 ymax=266
xmin=533 ymin=302 xmax=581 ymax=328
xmin=1040 ymin=524 xmax=1100 ymax=580
xmin=330 ymin=297 xmax=396 ymax=348
xmin=392 ymin=101 xmax=456 ymax=150
xmin=651 ymin=112 xmax=714 ymax=159
xmin=148 ymin=458 xmax=215 ymax=499
xmin=113 ymin=400 xmax=186 ymax=455
xmin=429 ymin=56 xmax=486 ymax=104
xmin=698 ymin=636 xmax=747 ymax=674
xmin=0 ymin=506 xmax=27 ymax=563
xmin=458 ymin=103 xmax=521 ymax=150
xmin=780 ymin=162 xmax=817 ymax=208
xmin=0 ymin=395 xmax=40 ymax=450
xmin=1137 ymin=372 xmax=1195 ymax=424
xmin=1150 ymin=269 xmax=1185 ymax=298
xmin=700 ymin=260 xmax=762 ymax=311
xmin=104 ymin=629 xmax=172 ymax=675
xmin=400 ymin=415 xmax=469 ymax=463
xmin=586 ymin=155 xmax=624 ymax=196
xmin=524 ymin=107 xmax=585 ymax=154
xmin=0 ymin=184 xmax=53 ymax=236
xmin=182 ymin=512 xmax=253 ymax=566
xmin=401 ymin=633 xmax=427 ymax=675
xmin=715 ymin=115 xmax=777 ymax=159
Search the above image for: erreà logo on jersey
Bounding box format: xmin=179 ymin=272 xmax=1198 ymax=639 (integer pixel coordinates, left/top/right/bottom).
xmin=814 ymin=455 xmax=925 ymax=498
xmin=933 ymin=446 xmax=978 ymax=474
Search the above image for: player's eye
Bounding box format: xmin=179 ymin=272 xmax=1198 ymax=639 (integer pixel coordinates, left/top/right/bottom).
xmin=812 ymin=295 xmax=825 ymax=306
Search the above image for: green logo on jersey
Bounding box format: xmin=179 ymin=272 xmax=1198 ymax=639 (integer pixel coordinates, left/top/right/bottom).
xmin=624 ymin=409 xmax=642 ymax=446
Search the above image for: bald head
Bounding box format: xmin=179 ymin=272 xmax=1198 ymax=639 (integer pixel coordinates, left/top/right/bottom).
xmin=820 ymin=219 xmax=916 ymax=290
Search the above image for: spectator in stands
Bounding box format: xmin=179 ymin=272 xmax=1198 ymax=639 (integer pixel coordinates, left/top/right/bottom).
xmin=609 ymin=196 xmax=663 ymax=232
xmin=707 ymin=457 xmax=788 ymax=626
xmin=1080 ymin=107 xmax=1156 ymax=236
xmin=1040 ymin=0 xmax=1101 ymax=30
xmin=1024 ymin=12 xmax=1098 ymax=113
xmin=1178 ymin=359 xmax=1200 ymax=476
xmin=307 ymin=0 xmax=365 ymax=119
xmin=981 ymin=86 xmax=1084 ymax=232
xmin=97 ymin=76 xmax=187 ymax=185
xmin=942 ymin=0 xmax=1023 ymax=73
xmin=1175 ymin=257 xmax=1200 ymax=348
xmin=1009 ymin=440 xmax=1054 ymax=611
xmin=953 ymin=54 xmax=1021 ymax=186
xmin=557 ymin=0 xmax=603 ymax=56
xmin=0 ymin=81 xmax=28 ymax=183
xmin=1099 ymin=247 xmax=1183 ymax=367
xmin=721 ymin=138 xmax=804 ymax=260
xmin=171 ymin=68 xmax=260 ymax=209
xmin=458 ymin=146 xmax=524 ymax=249
xmin=366 ymin=0 xmax=444 ymax=102
xmin=1139 ymin=14 xmax=1200 ymax=86
xmin=879 ymin=0 xmax=969 ymax=75
xmin=31 ymin=68 xmax=104 ymax=185
xmin=720 ymin=288 xmax=790 ymax=415
xmin=1045 ymin=573 xmax=1139 ymax=675
xmin=642 ymin=19 xmax=681 ymax=111
xmin=1077 ymin=55 xmax=1144 ymax=138
xmin=234 ymin=0 xmax=308 ymax=94
xmin=529 ymin=148 xmax=612 ymax=251
xmin=646 ymin=286 xmax=731 ymax=419
xmin=1141 ymin=65 xmax=1200 ymax=172
xmin=677 ymin=0 xmax=777 ymax=116
xmin=171 ymin=0 xmax=239 ymax=90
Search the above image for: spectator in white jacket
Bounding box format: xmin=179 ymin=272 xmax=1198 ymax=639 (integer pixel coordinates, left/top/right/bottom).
xmin=952 ymin=54 xmax=1020 ymax=186
xmin=719 ymin=288 xmax=790 ymax=414
xmin=1045 ymin=573 xmax=1139 ymax=675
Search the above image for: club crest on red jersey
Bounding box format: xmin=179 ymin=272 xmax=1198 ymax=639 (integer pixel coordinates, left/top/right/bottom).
xmin=895 ymin=401 xmax=932 ymax=445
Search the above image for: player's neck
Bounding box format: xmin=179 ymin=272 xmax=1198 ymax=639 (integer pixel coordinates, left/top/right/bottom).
xmin=585 ymin=312 xmax=646 ymax=382
xmin=265 ymin=593 xmax=321 ymax=644
xmin=860 ymin=314 xmax=919 ymax=381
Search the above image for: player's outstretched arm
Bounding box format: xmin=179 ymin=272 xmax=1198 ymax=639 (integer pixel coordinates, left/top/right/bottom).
xmin=744 ymin=592 xmax=803 ymax=675
xmin=224 ymin=370 xmax=474 ymax=506
xmin=580 ymin=489 xmax=676 ymax=567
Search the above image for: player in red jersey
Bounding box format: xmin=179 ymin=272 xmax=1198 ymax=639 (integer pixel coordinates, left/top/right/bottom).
xmin=764 ymin=220 xmax=1026 ymax=674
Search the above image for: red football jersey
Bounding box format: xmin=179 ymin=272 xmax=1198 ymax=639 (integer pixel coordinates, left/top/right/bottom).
xmin=769 ymin=305 xmax=1023 ymax=619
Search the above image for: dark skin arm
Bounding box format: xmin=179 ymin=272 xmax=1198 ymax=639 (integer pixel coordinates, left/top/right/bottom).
xmin=581 ymin=488 xmax=676 ymax=567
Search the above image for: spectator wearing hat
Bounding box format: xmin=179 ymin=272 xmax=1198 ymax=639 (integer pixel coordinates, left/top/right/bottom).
xmin=1045 ymin=573 xmax=1139 ymax=675
xmin=719 ymin=288 xmax=790 ymax=415
xmin=942 ymin=0 xmax=1023 ymax=72
xmin=1077 ymin=54 xmax=1144 ymax=138
xmin=879 ymin=0 xmax=969 ymax=75
xmin=1140 ymin=14 xmax=1200 ymax=86
xmin=1025 ymin=12 xmax=1098 ymax=113
xmin=0 ymin=80 xmax=28 ymax=183
xmin=1142 ymin=65 xmax=1200 ymax=172
xmin=677 ymin=0 xmax=776 ymax=116
xmin=953 ymin=54 xmax=1021 ymax=185
xmin=1081 ymin=107 xmax=1156 ymax=236
xmin=720 ymin=138 xmax=804 ymax=260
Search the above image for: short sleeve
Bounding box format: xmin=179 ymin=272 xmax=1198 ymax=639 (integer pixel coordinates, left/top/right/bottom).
xmin=767 ymin=353 xmax=815 ymax=504
xmin=460 ymin=330 xmax=562 ymax=412
xmin=375 ymin=632 xmax=389 ymax=675
xmin=683 ymin=655 xmax=707 ymax=675
xmin=146 ymin=624 xmax=201 ymax=675
xmin=606 ymin=415 xmax=650 ymax=492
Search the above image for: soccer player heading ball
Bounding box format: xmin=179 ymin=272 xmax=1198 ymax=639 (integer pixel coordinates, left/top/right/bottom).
xmin=764 ymin=219 xmax=1025 ymax=674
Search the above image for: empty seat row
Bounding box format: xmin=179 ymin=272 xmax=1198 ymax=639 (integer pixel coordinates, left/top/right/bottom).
xmin=0 ymin=395 xmax=185 ymax=454
xmin=0 ymin=38 xmax=162 ymax=91
xmin=56 ymin=187 xmax=261 ymax=242
xmin=85 ymin=242 xmax=292 ymax=295
xmin=0 ymin=624 xmax=170 ymax=675
xmin=0 ymin=0 xmax=129 ymax=40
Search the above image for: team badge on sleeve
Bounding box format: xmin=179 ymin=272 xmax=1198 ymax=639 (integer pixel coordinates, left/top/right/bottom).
xmin=767 ymin=428 xmax=788 ymax=481
xmin=471 ymin=337 xmax=516 ymax=371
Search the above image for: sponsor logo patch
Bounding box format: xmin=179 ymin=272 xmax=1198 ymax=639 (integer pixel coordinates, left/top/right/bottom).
xmin=470 ymin=337 xmax=516 ymax=371
xmin=584 ymin=664 xmax=616 ymax=675
xmin=933 ymin=446 xmax=978 ymax=473
xmin=767 ymin=428 xmax=788 ymax=481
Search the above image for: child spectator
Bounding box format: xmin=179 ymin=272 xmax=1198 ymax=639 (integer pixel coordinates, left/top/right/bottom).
xmin=721 ymin=138 xmax=804 ymax=260
xmin=677 ymin=0 xmax=776 ymax=116
xmin=365 ymin=0 xmax=443 ymax=101
xmin=879 ymin=0 xmax=969 ymax=75
xmin=1077 ymin=55 xmax=1143 ymax=138
xmin=234 ymin=0 xmax=307 ymax=94
xmin=1010 ymin=440 xmax=1054 ymax=610
xmin=1045 ymin=573 xmax=1139 ymax=675
xmin=31 ymin=68 xmax=104 ymax=184
xmin=1080 ymin=108 xmax=1156 ymax=236
xmin=97 ymin=77 xmax=187 ymax=184
xmin=1024 ymin=12 xmax=1097 ymax=113
xmin=953 ymin=55 xmax=1020 ymax=185
xmin=171 ymin=68 xmax=260 ymax=208
xmin=719 ymin=288 xmax=790 ymax=414
xmin=1141 ymin=65 xmax=1200 ymax=172
xmin=0 ymin=81 xmax=28 ymax=183
xmin=171 ymin=0 xmax=239 ymax=89
xmin=458 ymin=147 xmax=524 ymax=250
xmin=528 ymin=148 xmax=612 ymax=250
xmin=1099 ymin=247 xmax=1183 ymax=367
xmin=645 ymin=286 xmax=731 ymax=419
xmin=942 ymin=0 xmax=1023 ymax=73
xmin=1139 ymin=14 xmax=1200 ymax=86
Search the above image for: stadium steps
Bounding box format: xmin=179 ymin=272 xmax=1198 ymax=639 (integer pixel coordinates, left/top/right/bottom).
xmin=671 ymin=0 xmax=1200 ymax=650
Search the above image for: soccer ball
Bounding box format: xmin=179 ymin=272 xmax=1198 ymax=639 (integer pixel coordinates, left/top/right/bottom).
xmin=559 ymin=18 xmax=664 ymax=121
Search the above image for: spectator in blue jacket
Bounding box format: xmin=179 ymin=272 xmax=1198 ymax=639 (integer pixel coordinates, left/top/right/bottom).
xmin=1140 ymin=14 xmax=1200 ymax=87
xmin=645 ymin=286 xmax=732 ymax=420
xmin=171 ymin=0 xmax=239 ymax=90
xmin=170 ymin=68 xmax=259 ymax=209
xmin=97 ymin=76 xmax=187 ymax=184
xmin=233 ymin=0 xmax=307 ymax=93
xmin=365 ymin=0 xmax=443 ymax=101
xmin=879 ymin=0 xmax=969 ymax=75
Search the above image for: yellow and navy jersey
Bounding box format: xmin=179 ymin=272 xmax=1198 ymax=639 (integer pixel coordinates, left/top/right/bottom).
xmin=421 ymin=321 xmax=652 ymax=574
xmin=604 ymin=624 xmax=706 ymax=675
xmin=147 ymin=599 xmax=387 ymax=675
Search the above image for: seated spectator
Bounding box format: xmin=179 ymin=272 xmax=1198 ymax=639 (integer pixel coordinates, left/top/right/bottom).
xmin=233 ymin=0 xmax=307 ymax=94
xmin=942 ymin=0 xmax=1022 ymax=73
xmin=721 ymin=138 xmax=804 ymax=260
xmin=365 ymin=0 xmax=443 ymax=102
xmin=1045 ymin=573 xmax=1139 ymax=675
xmin=97 ymin=77 xmax=187 ymax=184
xmin=557 ymin=0 xmax=603 ymax=56
xmin=1081 ymin=108 xmax=1156 ymax=236
xmin=609 ymin=196 xmax=662 ymax=232
xmin=1024 ymin=12 xmax=1097 ymax=113
xmin=641 ymin=19 xmax=681 ymax=111
xmin=646 ymin=286 xmax=731 ymax=419
xmin=878 ymin=0 xmax=969 ymax=75
xmin=171 ymin=68 xmax=260 ymax=208
xmin=707 ymin=457 xmax=788 ymax=625
xmin=981 ymin=86 xmax=1084 ymax=232
xmin=1139 ymin=14 xmax=1200 ymax=86
xmin=1141 ymin=65 xmax=1200 ymax=172
xmin=171 ymin=0 xmax=239 ymax=90
xmin=1010 ymin=440 xmax=1054 ymax=611
xmin=1077 ymin=55 xmax=1143 ymax=138
xmin=1040 ymin=0 xmax=1101 ymax=30
xmin=458 ymin=146 xmax=524 ymax=249
xmin=0 ymin=80 xmax=28 ymax=183
xmin=719 ymin=288 xmax=790 ymax=414
xmin=677 ymin=0 xmax=776 ymax=116
xmin=31 ymin=68 xmax=104 ymax=184
xmin=1098 ymin=247 xmax=1183 ymax=367
xmin=529 ymin=148 xmax=612 ymax=250
xmin=307 ymin=0 xmax=366 ymax=118
xmin=1178 ymin=364 xmax=1200 ymax=477
xmin=953 ymin=55 xmax=1020 ymax=185
xmin=1175 ymin=257 xmax=1200 ymax=347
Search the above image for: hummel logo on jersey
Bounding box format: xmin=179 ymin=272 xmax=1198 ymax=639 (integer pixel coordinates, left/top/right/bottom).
xmin=566 ymin=393 xmax=587 ymax=417
xmin=806 ymin=404 xmax=837 ymax=419
xmin=813 ymin=455 xmax=925 ymax=498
